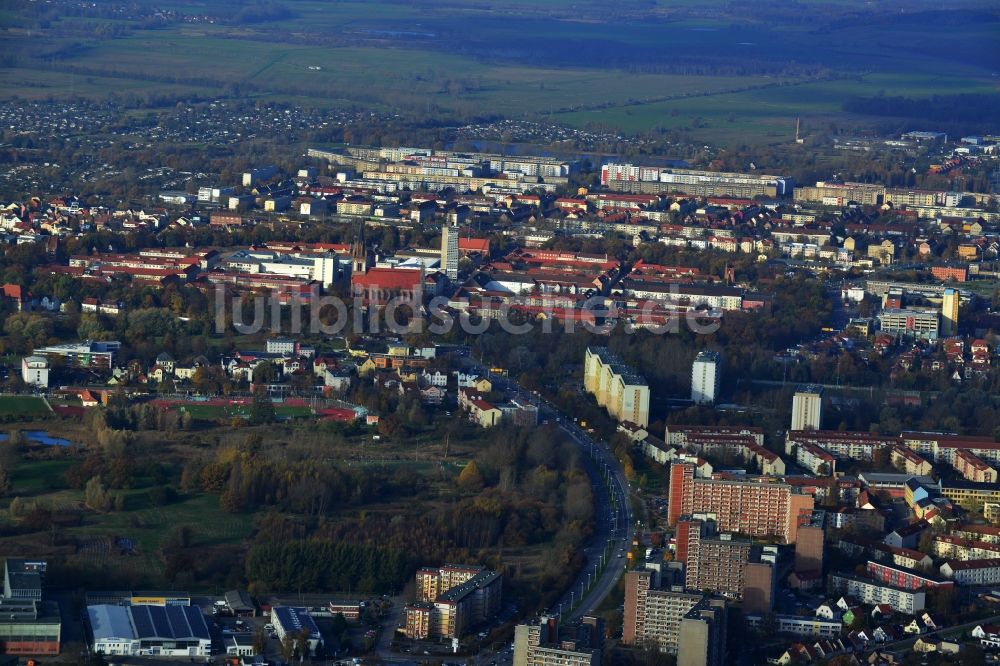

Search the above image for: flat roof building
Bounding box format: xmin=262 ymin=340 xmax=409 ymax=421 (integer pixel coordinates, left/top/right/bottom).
xmin=677 ymin=597 xmax=728 ymax=666
xmin=271 ymin=607 xmax=322 ymax=656
xmin=3 ymin=560 xmax=44 ymax=601
xmin=791 ymin=386 xmax=823 ymax=431
xmin=623 ymin=568 xmax=706 ymax=654
xmin=33 ymin=341 xmax=120 ymax=370
xmin=667 ymin=463 xmax=814 ymax=543
xmin=87 ymin=604 xmax=211 ymax=657
xmin=407 ymin=565 xmax=502 ymax=639
xmin=584 ymin=347 xmax=650 ymax=428
xmin=0 ymin=599 xmax=60 ymax=655
xmin=691 ymin=351 xmax=721 ymax=405
xmin=514 ymin=616 xmax=603 ymax=666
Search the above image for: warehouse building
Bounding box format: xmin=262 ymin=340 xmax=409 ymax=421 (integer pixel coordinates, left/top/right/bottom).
xmin=0 ymin=599 xmax=61 ymax=655
xmin=271 ymin=607 xmax=323 ymax=656
xmin=87 ymin=604 xmax=211 ymax=657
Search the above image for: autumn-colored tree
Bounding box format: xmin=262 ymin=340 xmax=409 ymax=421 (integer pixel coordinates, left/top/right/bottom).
xmin=457 ymin=460 xmax=485 ymax=491
xmin=84 ymin=476 xmax=113 ymax=512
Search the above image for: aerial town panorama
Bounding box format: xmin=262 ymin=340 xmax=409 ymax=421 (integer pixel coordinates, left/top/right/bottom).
xmin=0 ymin=0 xmax=999 ymax=665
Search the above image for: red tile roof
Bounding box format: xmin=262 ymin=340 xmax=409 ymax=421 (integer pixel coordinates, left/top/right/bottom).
xmin=351 ymin=268 xmax=423 ymax=291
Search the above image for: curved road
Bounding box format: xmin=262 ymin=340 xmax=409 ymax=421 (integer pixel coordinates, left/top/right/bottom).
xmin=552 ymin=417 xmax=634 ymax=622
xmin=466 ymin=353 xmax=636 ymax=622
xmin=374 ymin=350 xmax=637 ymax=665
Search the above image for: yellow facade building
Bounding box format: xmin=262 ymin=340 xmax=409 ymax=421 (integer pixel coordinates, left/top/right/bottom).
xmin=584 ymin=347 xmax=650 ymax=428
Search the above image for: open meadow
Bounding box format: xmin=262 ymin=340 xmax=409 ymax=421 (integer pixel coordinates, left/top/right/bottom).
xmin=1 ymin=0 xmax=997 ymax=143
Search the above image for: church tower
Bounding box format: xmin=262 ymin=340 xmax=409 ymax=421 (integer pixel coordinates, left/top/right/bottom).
xmin=351 ymin=222 xmax=373 ymax=275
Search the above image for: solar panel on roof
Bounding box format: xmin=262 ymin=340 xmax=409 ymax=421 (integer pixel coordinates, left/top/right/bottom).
xmin=187 ymin=607 xmax=210 ymax=640
xmin=164 ymin=605 xmax=183 ymax=637
xmin=150 ymin=605 xmax=173 ymax=638
xmin=132 ymin=605 xmax=156 ymax=637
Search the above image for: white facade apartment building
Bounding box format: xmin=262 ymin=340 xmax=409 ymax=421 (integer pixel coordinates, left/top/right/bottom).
xmin=940 ymin=559 xmax=1000 ymax=586
xmin=745 ymin=614 xmax=841 ymax=639
xmin=441 ymin=224 xmax=460 ymax=280
xmin=829 ymin=574 xmax=925 ymax=614
xmin=691 ymin=351 xmax=721 ymax=405
xmin=791 ymin=387 xmax=823 ymax=431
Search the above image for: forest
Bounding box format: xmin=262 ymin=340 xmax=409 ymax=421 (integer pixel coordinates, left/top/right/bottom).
xmin=844 ymin=93 xmax=1000 ymax=133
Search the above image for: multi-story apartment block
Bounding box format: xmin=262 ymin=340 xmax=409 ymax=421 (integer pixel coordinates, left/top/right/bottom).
xmin=883 ymin=188 xmax=941 ymax=208
xmin=675 ymin=519 xmax=775 ymax=611
xmin=667 ymin=430 xmax=784 ymax=476
xmin=744 ymin=614 xmax=841 ymax=639
xmin=878 ymin=308 xmax=940 ymax=339
xmin=829 ymin=573 xmax=926 ymax=614
xmin=416 ymin=564 xmax=484 ymax=601
xmin=583 ymin=347 xmax=650 ymax=427
xmin=952 ymin=524 xmax=1000 ymax=545
xmin=667 ymin=464 xmax=814 ymax=543
xmin=514 ymin=616 xmax=603 ymax=666
xmin=677 ymin=597 xmax=728 ymax=666
xmin=665 ymin=425 xmax=764 ymax=447
xmin=679 ymin=526 xmax=750 ymax=598
xmin=691 ymin=351 xmax=721 ymax=405
xmin=941 ymin=287 xmax=959 ymax=337
xmin=890 ymin=445 xmax=933 ymax=476
xmin=784 ymin=431 xmax=896 ymax=461
xmin=865 ymin=560 xmax=954 ymax=593
xmin=406 ymin=565 xmax=502 ymax=639
xmin=954 ymin=449 xmax=999 ymax=483
xmin=404 ymin=602 xmax=432 ymax=640
xmin=441 ymin=224 xmax=460 ymax=280
xmin=940 ymin=559 xmax=1000 ymax=585
xmin=795 ymin=513 xmax=825 ymax=575
xmin=601 ymin=163 xmax=790 ymax=199
xmin=902 ymin=432 xmax=1000 ymax=466
xmin=623 ymin=569 xmax=704 ymax=653
xmin=793 ymin=181 xmax=885 ymax=206
xmin=932 ymin=535 xmax=1000 ymax=561
xmin=791 ymin=386 xmax=823 ymax=431
xmin=616 ymin=281 xmax=744 ymax=311
xmin=796 ymin=442 xmax=835 ymax=476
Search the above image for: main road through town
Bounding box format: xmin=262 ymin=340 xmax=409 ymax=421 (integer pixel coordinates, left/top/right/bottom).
xmin=463 ymin=351 xmax=636 ymax=623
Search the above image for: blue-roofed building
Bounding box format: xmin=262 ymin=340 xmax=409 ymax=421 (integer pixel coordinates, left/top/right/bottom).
xmin=271 ymin=607 xmax=323 ymax=656
xmin=87 ymin=604 xmax=212 ymax=657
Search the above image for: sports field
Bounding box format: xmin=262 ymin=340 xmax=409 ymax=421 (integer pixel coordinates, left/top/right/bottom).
xmin=0 ymin=395 xmax=51 ymax=419
xmin=153 ymin=398 xmax=315 ymax=421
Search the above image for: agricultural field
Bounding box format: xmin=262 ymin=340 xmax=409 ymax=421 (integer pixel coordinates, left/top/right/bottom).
xmin=1 ymin=0 xmax=996 ymax=143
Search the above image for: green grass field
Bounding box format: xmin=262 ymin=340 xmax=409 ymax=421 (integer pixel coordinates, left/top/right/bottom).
xmin=2 ymin=457 xmax=254 ymax=584
xmin=12 ymin=459 xmax=74 ymax=494
xmin=557 ymin=70 xmax=1000 ymax=143
xmin=0 ymin=395 xmax=51 ymax=419
xmin=178 ymin=403 xmax=313 ymax=421
xmin=69 ymin=490 xmax=254 ymax=552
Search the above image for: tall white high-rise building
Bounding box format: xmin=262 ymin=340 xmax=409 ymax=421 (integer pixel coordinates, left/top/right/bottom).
xmin=441 ymin=224 xmax=459 ymax=280
xmin=791 ymin=386 xmax=823 ymax=431
xmin=691 ymin=351 xmax=721 ymax=405
xmin=941 ymin=287 xmax=959 ymax=337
